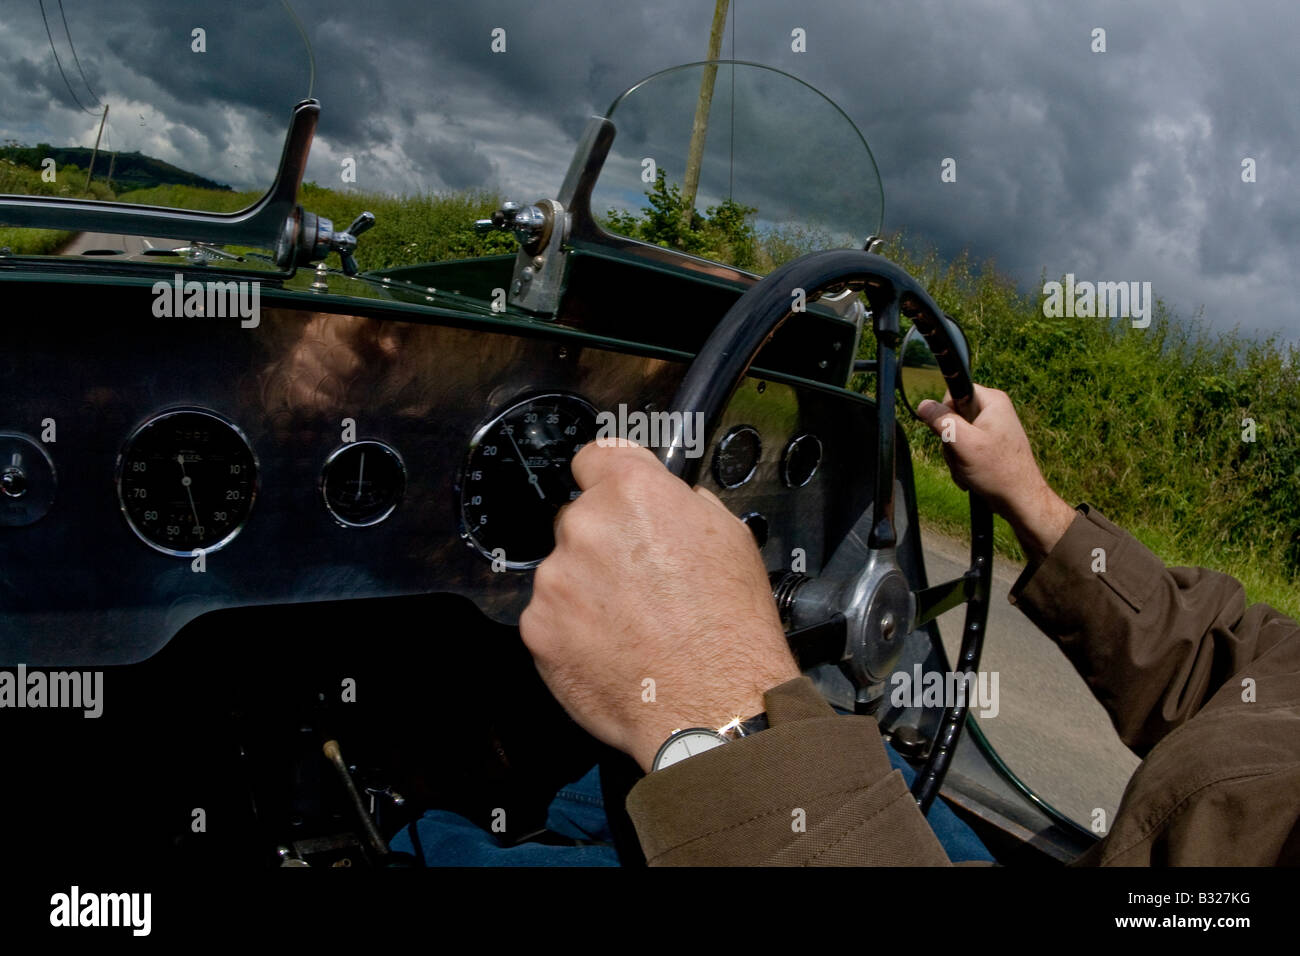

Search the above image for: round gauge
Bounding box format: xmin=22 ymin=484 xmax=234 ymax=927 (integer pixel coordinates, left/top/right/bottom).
xmin=712 ymin=425 xmax=762 ymax=489
xmin=782 ymin=433 xmax=823 ymax=488
xmin=321 ymin=441 xmax=405 ymax=527
xmin=458 ymin=393 xmax=599 ymax=569
xmin=117 ymin=408 xmax=257 ymax=556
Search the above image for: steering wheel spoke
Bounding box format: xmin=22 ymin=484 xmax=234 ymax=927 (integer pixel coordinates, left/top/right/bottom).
xmin=912 ymin=570 xmax=980 ymax=630
xmin=783 ymin=613 xmax=848 ymax=670
xmin=867 ymin=293 xmax=902 ymax=550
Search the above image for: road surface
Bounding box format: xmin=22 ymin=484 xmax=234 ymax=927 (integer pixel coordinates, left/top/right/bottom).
xmin=58 ymin=232 xmax=176 ymax=256
xmin=922 ymin=528 xmax=1140 ymax=829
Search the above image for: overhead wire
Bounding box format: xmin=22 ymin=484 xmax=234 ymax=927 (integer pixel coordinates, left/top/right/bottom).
xmin=56 ymin=0 xmax=98 ymax=105
xmin=37 ymin=0 xmax=98 ymax=114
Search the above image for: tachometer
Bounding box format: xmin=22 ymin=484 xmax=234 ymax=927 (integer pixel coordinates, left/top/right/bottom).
xmin=116 ymin=408 xmax=257 ymax=556
xmin=458 ymin=393 xmax=599 ymax=570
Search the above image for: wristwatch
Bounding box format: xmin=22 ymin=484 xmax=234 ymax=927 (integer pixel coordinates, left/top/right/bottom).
xmin=650 ymin=712 xmax=769 ymax=772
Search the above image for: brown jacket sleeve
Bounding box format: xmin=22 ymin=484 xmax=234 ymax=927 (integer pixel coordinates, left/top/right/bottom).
xmin=627 ymin=504 xmax=1300 ymax=865
xmin=625 ymin=676 xmax=950 ymax=866
xmin=1009 ymin=503 xmax=1300 ymax=757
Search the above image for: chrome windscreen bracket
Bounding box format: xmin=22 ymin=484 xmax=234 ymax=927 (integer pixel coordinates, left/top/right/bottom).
xmin=477 ymin=198 xmax=570 ymax=316
xmin=0 ymin=99 xmax=320 ymax=275
xmin=474 ymin=116 xmax=615 ymax=317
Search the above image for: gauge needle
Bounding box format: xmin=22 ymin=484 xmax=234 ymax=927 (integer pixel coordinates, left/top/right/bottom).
xmin=505 ymin=430 xmax=546 ymax=500
xmin=356 ymin=451 xmax=366 ymax=501
xmin=177 ymin=453 xmax=201 ymax=529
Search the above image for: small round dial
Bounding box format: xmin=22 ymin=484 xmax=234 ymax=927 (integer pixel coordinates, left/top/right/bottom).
xmin=117 ymin=408 xmax=257 ymax=556
xmin=321 ymin=441 xmax=405 ymax=527
xmin=782 ymin=433 xmax=823 ymax=488
xmin=712 ymin=425 xmax=762 ymax=489
xmin=458 ymin=393 xmax=599 ymax=569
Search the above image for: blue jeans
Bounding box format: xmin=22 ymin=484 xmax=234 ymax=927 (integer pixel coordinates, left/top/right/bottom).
xmin=391 ymin=767 xmax=620 ymax=867
xmin=391 ymin=741 xmax=995 ymax=865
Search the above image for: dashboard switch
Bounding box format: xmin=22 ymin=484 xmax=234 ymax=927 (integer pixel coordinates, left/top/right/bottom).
xmin=0 ymin=433 xmax=56 ymax=527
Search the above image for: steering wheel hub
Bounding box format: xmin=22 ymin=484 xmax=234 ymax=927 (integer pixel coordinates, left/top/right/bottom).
xmin=844 ymin=555 xmax=913 ymax=691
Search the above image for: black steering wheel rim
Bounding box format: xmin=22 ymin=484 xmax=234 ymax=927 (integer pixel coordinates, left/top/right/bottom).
xmin=599 ymin=249 xmax=993 ymax=866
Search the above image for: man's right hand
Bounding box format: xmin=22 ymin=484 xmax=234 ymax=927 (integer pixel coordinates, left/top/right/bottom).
xmin=915 ymin=384 xmax=1076 ymax=564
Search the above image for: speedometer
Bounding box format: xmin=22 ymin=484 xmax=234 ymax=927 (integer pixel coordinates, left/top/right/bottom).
xmin=116 ymin=408 xmax=257 ymax=556
xmin=458 ymin=393 xmax=599 ymax=570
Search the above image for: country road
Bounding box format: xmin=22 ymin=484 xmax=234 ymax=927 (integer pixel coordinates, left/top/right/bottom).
xmin=921 ymin=528 xmax=1140 ymax=829
xmin=57 ymin=231 xmax=176 ymax=256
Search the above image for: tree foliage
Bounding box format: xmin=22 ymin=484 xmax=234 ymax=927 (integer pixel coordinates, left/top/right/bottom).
xmin=605 ymin=170 xmax=760 ymax=271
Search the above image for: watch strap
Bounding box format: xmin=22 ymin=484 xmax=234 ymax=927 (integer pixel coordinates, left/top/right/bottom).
xmin=718 ymin=711 xmax=768 ymax=740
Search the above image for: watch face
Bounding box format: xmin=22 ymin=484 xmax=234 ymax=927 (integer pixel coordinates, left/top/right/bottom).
xmin=653 ymin=729 xmax=727 ymax=771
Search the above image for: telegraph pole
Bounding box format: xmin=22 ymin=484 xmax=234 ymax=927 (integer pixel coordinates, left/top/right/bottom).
xmin=84 ymin=103 xmax=108 ymax=192
xmin=680 ymin=0 xmax=729 ymax=226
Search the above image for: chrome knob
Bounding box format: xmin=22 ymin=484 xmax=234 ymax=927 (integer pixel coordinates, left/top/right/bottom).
xmin=1 ymin=466 xmax=26 ymax=499
xmin=475 ymin=200 xmax=549 ymax=249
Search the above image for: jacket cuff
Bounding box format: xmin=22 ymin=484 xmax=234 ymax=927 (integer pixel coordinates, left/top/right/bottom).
xmin=625 ymin=677 xmax=945 ymax=865
xmin=1006 ymin=502 xmax=1175 ymax=742
xmin=1009 ymin=502 xmax=1166 ymax=619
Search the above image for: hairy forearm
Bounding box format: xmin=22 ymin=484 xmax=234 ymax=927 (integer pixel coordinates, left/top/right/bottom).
xmin=1003 ymin=479 xmax=1077 ymax=566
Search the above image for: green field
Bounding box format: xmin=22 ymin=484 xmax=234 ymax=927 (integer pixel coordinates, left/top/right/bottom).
xmin=116 ymin=181 xmax=518 ymax=268
xmin=0 ymin=157 xmax=116 ymax=254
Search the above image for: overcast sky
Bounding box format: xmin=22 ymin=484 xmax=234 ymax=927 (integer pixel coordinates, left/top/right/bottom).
xmin=2 ymin=0 xmax=1297 ymax=343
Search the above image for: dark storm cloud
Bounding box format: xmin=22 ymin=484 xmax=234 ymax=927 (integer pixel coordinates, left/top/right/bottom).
xmin=403 ymin=129 xmax=498 ymax=192
xmin=0 ymin=0 xmax=309 ymax=184
xmin=2 ymin=0 xmax=1295 ymax=340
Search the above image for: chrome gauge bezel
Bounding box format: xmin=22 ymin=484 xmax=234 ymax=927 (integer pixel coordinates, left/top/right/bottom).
xmin=712 ymin=424 xmax=762 ymax=489
xmin=115 ymin=406 xmax=259 ymax=557
xmin=320 ymin=440 xmax=407 ymax=528
xmin=781 ymin=433 xmax=824 ymax=488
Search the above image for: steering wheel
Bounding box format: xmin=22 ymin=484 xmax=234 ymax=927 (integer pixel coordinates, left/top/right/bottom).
xmin=598 ymin=249 xmax=994 ymax=866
